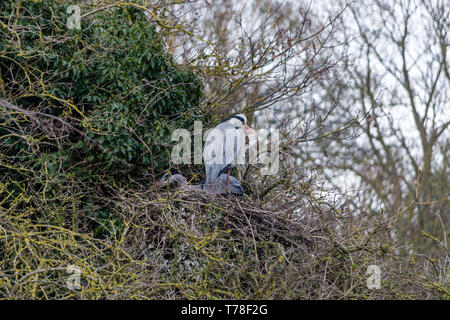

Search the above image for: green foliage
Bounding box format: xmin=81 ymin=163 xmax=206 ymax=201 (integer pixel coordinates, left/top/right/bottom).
xmin=0 ymin=0 xmax=202 ymax=174
xmin=0 ymin=0 xmax=204 ymax=241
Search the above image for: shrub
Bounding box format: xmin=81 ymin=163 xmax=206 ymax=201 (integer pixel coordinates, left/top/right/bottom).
xmin=0 ymin=1 xmax=202 ymax=175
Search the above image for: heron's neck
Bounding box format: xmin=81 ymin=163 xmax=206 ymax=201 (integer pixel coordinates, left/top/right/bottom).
xmin=170 ymin=174 xmax=187 ymax=186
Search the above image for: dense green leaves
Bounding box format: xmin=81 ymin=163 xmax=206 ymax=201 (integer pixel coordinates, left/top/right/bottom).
xmin=0 ymin=0 xmax=203 ymax=239
xmin=0 ymin=1 xmax=202 ymax=174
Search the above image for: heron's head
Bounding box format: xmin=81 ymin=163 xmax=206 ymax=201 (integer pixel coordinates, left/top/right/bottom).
xmin=155 ymin=172 xmax=186 ymax=188
xmin=154 ymin=173 xmax=169 ymax=188
xmin=224 ymin=113 xmax=256 ymax=135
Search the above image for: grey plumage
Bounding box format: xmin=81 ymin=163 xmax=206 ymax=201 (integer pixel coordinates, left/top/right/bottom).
xmin=203 ymin=115 xmax=248 ymax=194
xmin=157 ymin=173 xmax=244 ymax=196
xmin=213 ymin=173 xmax=244 ymax=196
xmin=158 ymin=173 xmax=191 ymax=188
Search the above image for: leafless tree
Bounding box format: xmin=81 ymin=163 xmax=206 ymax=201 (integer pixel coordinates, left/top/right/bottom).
xmin=299 ymin=0 xmax=449 ymax=256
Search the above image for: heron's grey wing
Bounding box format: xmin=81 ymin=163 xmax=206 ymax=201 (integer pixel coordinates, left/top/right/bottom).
xmin=203 ymin=123 xmax=234 ymax=181
xmin=217 ymin=173 xmax=244 ymax=196
xmin=228 ymin=175 xmax=244 ymax=196
xmin=204 ymin=163 xmax=222 ymax=193
xmin=183 ymin=184 xmax=202 ymax=191
xmin=219 ymin=122 xmax=245 ymax=168
xmin=203 ymin=126 xmax=226 ymax=186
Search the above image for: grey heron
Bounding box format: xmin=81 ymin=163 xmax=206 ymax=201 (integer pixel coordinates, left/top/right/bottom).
xmin=203 ymin=114 xmax=256 ymax=194
xmin=155 ymin=172 xmax=244 ymax=196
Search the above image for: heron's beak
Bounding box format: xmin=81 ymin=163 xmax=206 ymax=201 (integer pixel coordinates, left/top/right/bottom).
xmin=244 ymin=124 xmax=257 ymax=136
